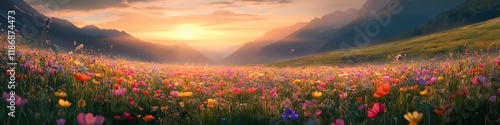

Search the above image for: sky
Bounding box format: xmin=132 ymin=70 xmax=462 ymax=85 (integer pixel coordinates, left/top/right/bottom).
xmin=24 ymin=0 xmax=367 ymax=51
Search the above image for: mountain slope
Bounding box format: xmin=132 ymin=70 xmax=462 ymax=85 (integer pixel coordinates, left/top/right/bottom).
xmin=319 ymin=0 xmax=466 ymax=53
xmin=272 ymin=17 xmax=500 ymax=67
xmin=397 ymin=0 xmax=500 ymax=39
xmin=247 ymin=8 xmax=359 ymax=64
xmin=224 ymin=22 xmax=307 ymax=64
xmin=0 ymin=0 xmax=212 ymax=64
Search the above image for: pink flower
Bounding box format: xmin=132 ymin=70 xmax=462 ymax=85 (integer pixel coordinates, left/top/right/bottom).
xmin=2 ymin=92 xmax=28 ymax=107
xmin=113 ymin=88 xmax=127 ymax=96
xmin=315 ymin=109 xmax=322 ymax=117
xmin=331 ymin=118 xmax=344 ymax=125
xmin=497 ymin=88 xmax=500 ymax=95
xmin=132 ymin=88 xmax=140 ymax=93
xmin=138 ymin=81 xmax=147 ymax=86
xmin=367 ymin=102 xmax=385 ymax=119
xmin=170 ymin=91 xmax=179 ymax=97
xmin=77 ymin=112 xmax=105 ymax=125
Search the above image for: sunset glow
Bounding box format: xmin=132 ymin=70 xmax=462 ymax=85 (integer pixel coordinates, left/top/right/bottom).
xmin=24 ymin=0 xmax=368 ymax=50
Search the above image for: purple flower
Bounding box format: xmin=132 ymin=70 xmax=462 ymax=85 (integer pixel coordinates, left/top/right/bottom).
xmin=383 ymin=76 xmax=391 ymax=82
xmin=358 ymin=104 xmax=368 ymax=110
xmin=112 ymin=88 xmax=127 ymax=96
xmin=2 ymin=92 xmax=28 ymax=107
xmin=281 ymin=108 xmax=299 ymax=121
xmin=77 ymin=113 xmax=105 ymax=125
xmin=490 ymin=96 xmax=497 ymax=103
xmin=56 ymin=118 xmax=65 ymax=125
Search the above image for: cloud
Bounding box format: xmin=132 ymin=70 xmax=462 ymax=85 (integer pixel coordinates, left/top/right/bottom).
xmin=24 ymin=0 xmax=157 ymax=11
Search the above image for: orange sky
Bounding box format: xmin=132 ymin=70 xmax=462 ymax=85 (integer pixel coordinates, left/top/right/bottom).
xmin=26 ymin=0 xmax=367 ymax=50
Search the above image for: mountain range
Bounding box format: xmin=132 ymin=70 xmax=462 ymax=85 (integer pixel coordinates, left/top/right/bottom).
xmin=228 ymin=0 xmax=484 ymax=64
xmin=0 ymin=0 xmax=213 ymax=64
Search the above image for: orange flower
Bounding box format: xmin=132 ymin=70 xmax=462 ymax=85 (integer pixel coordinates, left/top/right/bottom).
xmin=374 ymin=83 xmax=391 ymax=98
xmin=143 ymin=115 xmax=154 ymax=122
xmin=73 ymin=73 xmax=90 ymax=82
xmin=248 ymin=87 xmax=257 ymax=94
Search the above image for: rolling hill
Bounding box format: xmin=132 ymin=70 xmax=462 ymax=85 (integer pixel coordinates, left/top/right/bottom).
xmin=272 ymin=17 xmax=500 ymax=67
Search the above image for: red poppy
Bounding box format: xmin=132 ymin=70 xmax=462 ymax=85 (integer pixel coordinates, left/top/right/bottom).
xmin=367 ymin=102 xmax=385 ymax=119
xmin=374 ymin=83 xmax=391 ymax=98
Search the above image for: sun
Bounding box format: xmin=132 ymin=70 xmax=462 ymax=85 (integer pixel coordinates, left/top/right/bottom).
xmin=173 ymin=24 xmax=203 ymax=40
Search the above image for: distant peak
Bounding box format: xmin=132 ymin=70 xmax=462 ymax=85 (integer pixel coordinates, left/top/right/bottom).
xmin=82 ymin=25 xmax=100 ymax=30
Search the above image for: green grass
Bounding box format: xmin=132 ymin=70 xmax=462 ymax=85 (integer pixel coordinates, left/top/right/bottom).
xmin=272 ymin=17 xmax=500 ymax=67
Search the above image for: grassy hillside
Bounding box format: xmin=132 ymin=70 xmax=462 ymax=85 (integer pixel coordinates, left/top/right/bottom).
xmin=272 ymin=17 xmax=500 ymax=67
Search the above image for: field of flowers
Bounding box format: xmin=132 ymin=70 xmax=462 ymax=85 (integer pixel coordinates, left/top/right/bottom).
xmin=1 ymin=43 xmax=500 ymax=125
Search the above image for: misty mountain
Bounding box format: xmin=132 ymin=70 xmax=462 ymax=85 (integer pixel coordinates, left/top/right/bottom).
xmin=397 ymin=0 xmax=500 ymax=39
xmin=1 ymin=0 xmax=212 ymax=64
xmin=319 ymin=0 xmax=466 ymax=52
xmin=246 ymin=8 xmax=359 ymax=64
xmin=224 ymin=22 xmax=307 ymax=64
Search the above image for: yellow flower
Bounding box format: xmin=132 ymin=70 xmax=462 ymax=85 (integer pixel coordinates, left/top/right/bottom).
xmin=437 ymin=76 xmax=443 ymax=82
xmin=94 ymin=73 xmax=103 ymax=78
xmin=207 ymin=99 xmax=217 ymax=108
xmin=312 ymin=91 xmax=322 ymax=98
xmin=54 ymin=91 xmax=67 ymax=98
xmin=178 ymin=92 xmax=193 ymax=97
xmin=293 ymin=79 xmax=302 ymax=84
xmin=419 ymin=88 xmax=429 ymax=96
xmin=404 ymin=111 xmax=423 ymax=125
xmin=58 ymin=99 xmax=71 ymax=108
xmin=78 ymin=99 xmax=86 ymax=107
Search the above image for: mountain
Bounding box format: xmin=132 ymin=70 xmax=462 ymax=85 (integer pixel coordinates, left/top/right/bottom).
xmin=319 ymin=0 xmax=466 ymax=52
xmin=195 ymin=47 xmax=225 ymax=63
xmin=272 ymin=17 xmax=500 ymax=67
xmin=224 ymin=22 xmax=307 ymax=64
xmin=397 ymin=0 xmax=500 ymax=39
xmin=244 ymin=8 xmax=359 ymax=64
xmin=0 ymin=0 xmax=212 ymax=64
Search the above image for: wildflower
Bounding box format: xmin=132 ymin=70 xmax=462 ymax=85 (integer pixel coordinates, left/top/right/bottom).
xmin=315 ymin=109 xmax=322 ymax=117
xmin=331 ymin=119 xmax=344 ymax=125
xmin=114 ymin=115 xmax=121 ymax=121
xmin=77 ymin=113 xmax=105 ymax=125
xmin=179 ymin=91 xmax=193 ymax=97
xmin=358 ymin=104 xmax=368 ymax=110
xmin=248 ymin=87 xmax=257 ymax=94
xmin=161 ymin=106 xmax=168 ymax=112
xmin=434 ymin=104 xmax=450 ymax=116
xmin=495 ymin=57 xmax=500 ymax=66
xmin=113 ymin=88 xmax=127 ymax=96
xmin=170 ymin=91 xmax=179 ymax=97
xmin=54 ymin=91 xmax=67 ymax=98
xmin=374 ymin=83 xmax=391 ymax=98
xmin=403 ymin=111 xmax=423 ymax=125
xmin=73 ymin=73 xmax=90 ymax=82
xmin=437 ymin=76 xmax=443 ymax=82
xmin=312 ymin=91 xmax=322 ymax=98
xmin=143 ymin=115 xmax=154 ymax=122
xmin=123 ymin=112 xmax=135 ymax=121
xmin=281 ymin=108 xmax=299 ymax=121
xmin=58 ymin=99 xmax=71 ymax=108
xmin=207 ymin=98 xmax=217 ymax=108
xmin=132 ymin=87 xmax=140 ymax=93
xmin=367 ymin=102 xmax=385 ymax=119
xmin=78 ymin=99 xmax=86 ymax=107
xmin=3 ymin=92 xmax=29 ymax=107
xmin=490 ymin=96 xmax=497 ymax=103
xmin=497 ymin=88 xmax=500 ymax=95
xmin=419 ymin=87 xmax=431 ymax=96
xmin=232 ymin=88 xmax=242 ymax=94
xmin=56 ymin=118 xmax=65 ymax=125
